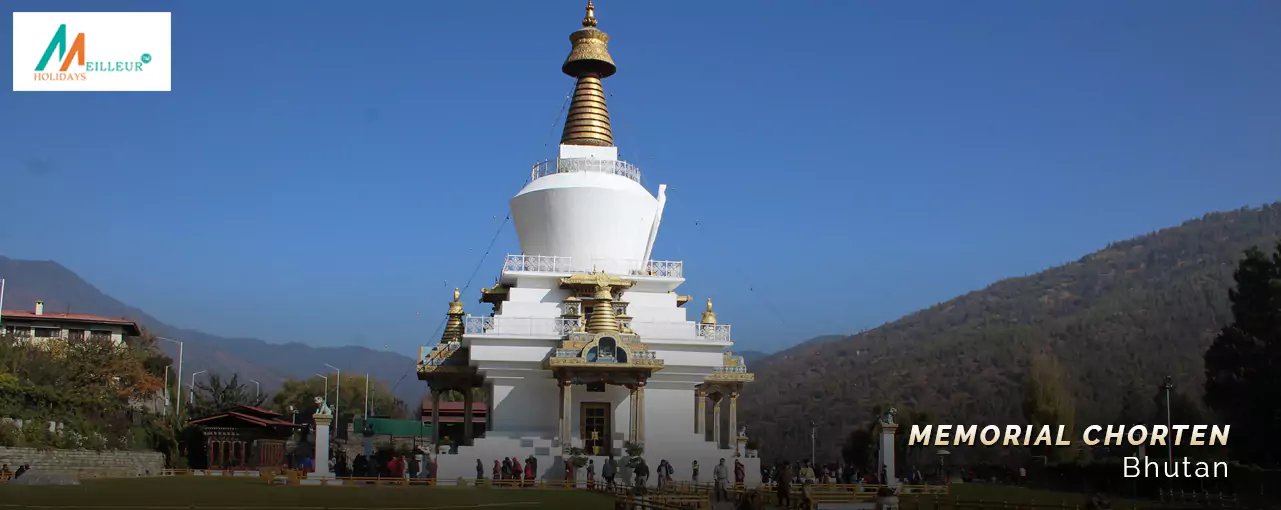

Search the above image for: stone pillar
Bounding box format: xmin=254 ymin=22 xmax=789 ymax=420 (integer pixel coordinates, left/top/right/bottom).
xmin=728 ymin=390 xmax=739 ymax=452
xmin=628 ymin=385 xmax=638 ymax=442
xmin=463 ymin=388 xmax=475 ymax=446
xmin=636 ymin=381 xmax=646 ymax=443
xmin=310 ymin=414 xmax=333 ymax=479
xmin=430 ymin=388 xmax=441 ymax=450
xmin=711 ymin=393 xmax=723 ymax=448
xmin=879 ymin=422 xmax=899 ymax=486
xmin=694 ymin=387 xmax=704 ymax=434
xmin=560 ymin=379 xmax=573 ymax=449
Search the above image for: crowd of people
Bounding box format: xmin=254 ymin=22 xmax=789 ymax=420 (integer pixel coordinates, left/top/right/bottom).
xmin=0 ymin=463 xmax=31 ymax=481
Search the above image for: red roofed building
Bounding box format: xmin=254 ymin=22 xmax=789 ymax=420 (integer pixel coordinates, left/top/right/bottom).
xmin=2 ymin=300 xmax=142 ymax=344
xmin=187 ymin=405 xmax=303 ymax=470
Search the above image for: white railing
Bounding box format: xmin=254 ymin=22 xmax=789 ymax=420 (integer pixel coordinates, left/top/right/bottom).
xmin=554 ymin=318 xmax=581 ymax=336
xmin=698 ymin=324 xmax=732 ymax=342
xmin=642 ymin=260 xmax=683 ymax=278
xmin=531 ymin=158 xmax=642 ymax=183
xmin=464 ymin=316 xmax=578 ymax=337
xmin=502 ymin=254 xmax=683 ymax=278
xmin=714 ymin=365 xmax=748 ymax=373
xmin=628 ymin=321 xmax=732 ymax=343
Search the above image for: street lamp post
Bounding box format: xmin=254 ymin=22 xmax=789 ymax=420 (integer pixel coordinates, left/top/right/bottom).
xmin=315 ymin=373 xmax=329 ymax=402
xmin=810 ymin=420 xmax=817 ymax=466
xmin=1162 ymin=377 xmax=1174 ymax=465
xmin=324 ymin=364 xmax=340 ymax=430
xmin=158 ymin=337 xmax=185 ymax=416
xmin=249 ymin=379 xmax=260 ymax=399
xmin=189 ymin=370 xmax=207 ymax=409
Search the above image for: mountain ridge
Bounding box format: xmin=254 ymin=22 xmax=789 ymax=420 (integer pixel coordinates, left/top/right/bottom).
xmin=0 ymin=256 xmax=423 ymax=405
xmin=740 ymin=202 xmax=1281 ymax=461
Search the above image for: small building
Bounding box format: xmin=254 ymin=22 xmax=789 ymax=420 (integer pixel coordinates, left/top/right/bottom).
xmin=419 ymin=400 xmax=487 ymax=447
xmin=1 ymin=300 xmax=141 ymax=344
xmin=187 ymin=405 xmax=303 ymax=469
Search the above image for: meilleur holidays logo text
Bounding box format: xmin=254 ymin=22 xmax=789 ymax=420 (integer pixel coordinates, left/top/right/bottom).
xmin=909 ymin=424 xmax=1230 ymax=478
xmin=12 ymin=12 xmax=171 ymax=92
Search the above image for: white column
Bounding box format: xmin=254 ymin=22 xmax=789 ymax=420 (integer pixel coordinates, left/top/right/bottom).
xmin=309 ymin=414 xmax=333 ymax=479
xmin=711 ymin=394 xmax=723 ymax=448
xmin=696 ymin=387 xmax=706 ymax=437
xmin=879 ymin=422 xmax=899 ymax=486
xmin=728 ymin=390 xmax=738 ymax=451
xmin=636 ymin=382 xmax=646 ymax=443
xmin=563 ymin=381 xmax=574 ymax=447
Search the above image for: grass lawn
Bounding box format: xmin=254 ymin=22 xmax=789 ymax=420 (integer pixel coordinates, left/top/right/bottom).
xmin=895 ymin=483 xmax=1152 ymax=509
xmin=0 ymin=477 xmax=614 ymax=509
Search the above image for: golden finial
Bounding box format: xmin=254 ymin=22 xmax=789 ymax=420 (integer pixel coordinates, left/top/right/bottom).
xmin=701 ymin=297 xmax=718 ymax=325
xmin=561 ymin=1 xmax=616 ymax=147
xmin=583 ymin=0 xmax=598 ymax=27
xmin=453 ymin=287 xmax=461 ymax=302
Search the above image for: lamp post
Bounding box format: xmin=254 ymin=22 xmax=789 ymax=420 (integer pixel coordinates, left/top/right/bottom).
xmin=0 ymin=279 xmax=7 ymax=331
xmin=249 ymin=379 xmax=260 ymax=399
xmin=158 ymin=337 xmax=184 ymax=416
xmin=1162 ymin=377 xmax=1174 ymax=465
xmin=810 ymin=420 xmax=817 ymax=466
xmin=324 ymin=363 xmax=340 ymax=430
xmin=189 ymin=370 xmax=207 ymax=408
xmin=315 ymin=373 xmax=329 ymax=402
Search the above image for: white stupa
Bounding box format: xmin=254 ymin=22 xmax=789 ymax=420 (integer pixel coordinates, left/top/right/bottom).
xmin=417 ymin=1 xmax=757 ymax=485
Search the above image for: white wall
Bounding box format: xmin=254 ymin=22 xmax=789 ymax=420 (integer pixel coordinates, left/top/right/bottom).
xmin=511 ymin=172 xmax=657 ymax=275
xmin=490 ymin=375 xmax=558 ymax=436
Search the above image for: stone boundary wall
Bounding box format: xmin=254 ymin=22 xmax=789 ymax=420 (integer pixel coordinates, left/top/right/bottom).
xmin=0 ymin=446 xmax=164 ymax=478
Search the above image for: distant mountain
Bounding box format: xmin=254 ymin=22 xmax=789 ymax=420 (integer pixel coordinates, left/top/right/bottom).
xmin=740 ymin=202 xmax=1281 ymax=461
xmin=0 ymin=257 xmax=422 ymax=405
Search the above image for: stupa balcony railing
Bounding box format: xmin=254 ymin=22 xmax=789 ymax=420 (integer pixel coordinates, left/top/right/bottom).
xmin=714 ymin=366 xmax=749 ymax=373
xmin=628 ymin=321 xmax=732 ymax=343
xmin=531 ymin=157 xmax=642 ymax=184
xmin=464 ymin=316 xmax=581 ymax=338
xmin=502 ymin=254 xmax=683 ymax=278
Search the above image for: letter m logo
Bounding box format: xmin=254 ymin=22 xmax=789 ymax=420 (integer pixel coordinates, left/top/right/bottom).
xmin=35 ymin=24 xmax=85 ymax=72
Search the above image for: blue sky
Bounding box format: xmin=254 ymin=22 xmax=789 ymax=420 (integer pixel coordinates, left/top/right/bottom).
xmin=2 ymin=0 xmax=1279 ymax=354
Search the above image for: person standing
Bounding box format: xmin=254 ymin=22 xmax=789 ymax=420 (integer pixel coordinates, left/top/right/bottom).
xmin=692 ymin=460 xmax=700 ymax=486
xmin=476 ymin=459 xmax=484 ymax=481
xmin=603 ymin=454 xmax=616 ymax=489
xmin=634 ymin=458 xmax=650 ymax=489
xmin=777 ymin=461 xmax=793 ymax=508
xmin=734 ymin=458 xmax=745 ymax=488
xmin=713 ymin=458 xmax=730 ymax=502
xmin=586 ymin=459 xmax=596 ymax=490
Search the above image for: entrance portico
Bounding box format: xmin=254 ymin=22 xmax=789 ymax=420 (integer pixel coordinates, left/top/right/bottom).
xmin=546 ymin=271 xmax=664 ymax=455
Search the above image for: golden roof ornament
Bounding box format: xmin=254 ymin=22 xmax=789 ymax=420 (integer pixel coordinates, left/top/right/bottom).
xmin=443 ymin=288 xmax=465 ymax=341
xmin=700 ymin=297 xmax=717 ymax=325
xmin=560 ymin=0 xmax=616 ymax=147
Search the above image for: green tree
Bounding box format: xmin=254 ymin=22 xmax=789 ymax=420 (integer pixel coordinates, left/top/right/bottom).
xmin=1022 ymin=349 xmax=1076 ymax=464
xmin=841 ymin=428 xmax=874 ymax=469
xmin=271 ymin=373 xmax=405 ymax=424
xmin=1203 ymin=241 xmax=1281 ymax=467
xmin=187 ymin=372 xmax=265 ymax=418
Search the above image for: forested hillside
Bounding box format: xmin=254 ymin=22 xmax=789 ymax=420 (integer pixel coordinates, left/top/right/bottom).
xmin=740 ymin=202 xmax=1281 ymax=462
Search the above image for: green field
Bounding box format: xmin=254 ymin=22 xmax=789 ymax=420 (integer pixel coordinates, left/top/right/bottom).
xmin=0 ymin=477 xmax=614 ymax=509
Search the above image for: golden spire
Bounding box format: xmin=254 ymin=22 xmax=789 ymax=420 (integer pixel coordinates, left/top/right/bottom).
xmin=700 ymin=297 xmax=717 ymax=325
xmin=443 ymin=289 xmax=465 ymax=342
xmin=587 ymin=285 xmax=620 ymax=333
xmin=560 ymin=0 xmax=616 ymax=147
